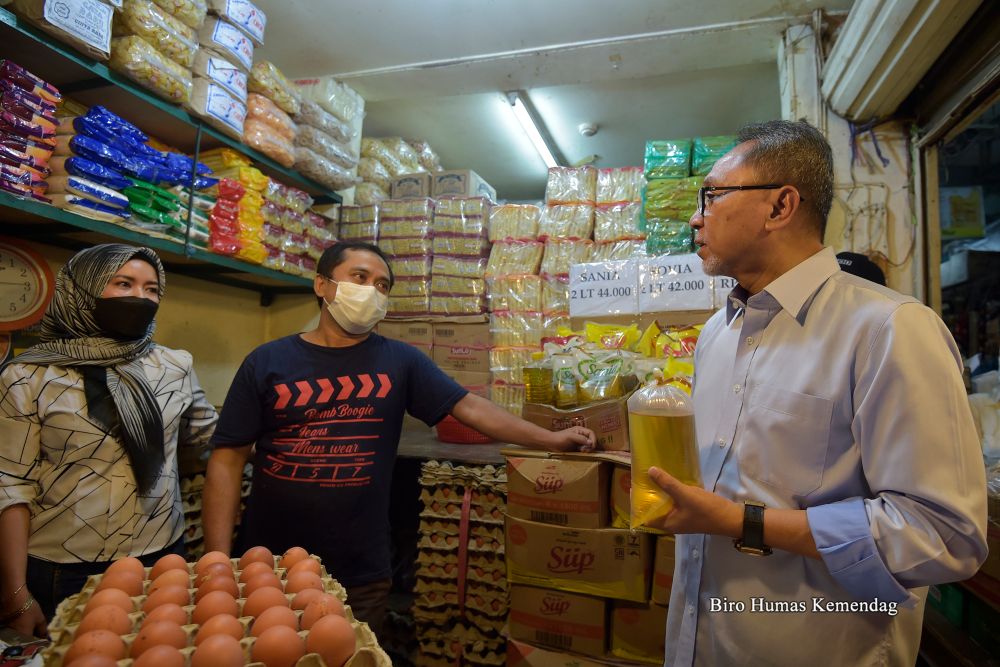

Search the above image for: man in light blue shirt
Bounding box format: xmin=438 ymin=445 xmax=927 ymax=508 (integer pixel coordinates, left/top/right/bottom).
xmin=648 ymin=120 xmax=988 ymax=666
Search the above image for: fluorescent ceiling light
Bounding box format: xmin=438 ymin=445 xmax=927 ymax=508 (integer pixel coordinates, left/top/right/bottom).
xmin=507 ymin=90 xmax=561 ymax=169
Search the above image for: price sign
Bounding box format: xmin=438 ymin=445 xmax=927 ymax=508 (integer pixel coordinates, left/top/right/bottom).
xmin=638 ymin=253 xmax=713 ymax=312
xmin=713 ymin=276 xmax=739 ymax=309
xmin=569 ymin=259 xmax=639 ymax=317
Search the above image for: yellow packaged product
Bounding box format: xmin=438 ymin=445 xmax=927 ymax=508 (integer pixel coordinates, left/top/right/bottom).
xmin=388 ymin=295 xmax=430 ymax=316
xmin=485 ymin=240 xmax=544 ymax=278
xmin=109 ymin=36 xmax=193 ymax=104
xmin=490 ymin=347 xmax=538 ymax=385
xmin=361 ymin=138 xmax=405 ymax=176
xmin=380 ymin=219 xmax=431 ymax=239
xmin=590 ymin=239 xmax=646 ymax=263
xmin=238 ymin=188 xmax=263 ymax=210
xmin=490 ymin=311 xmax=543 ymax=348
xmin=539 ymin=239 xmax=592 ymax=277
xmin=490 ymin=382 xmax=525 ymax=416
xmin=212 ymin=165 xmax=268 ymax=191
xmin=390 ymin=279 xmax=430 ymax=297
xmin=391 ymin=256 xmax=432 ymax=278
xmin=355 ymin=182 xmax=389 ymax=206
xmin=338 ymin=221 xmax=377 ymax=241
xmin=379 ymin=237 xmax=432 ymax=257
xmin=637 ymin=321 xmax=663 ymax=358
xmin=340 ymin=204 xmax=378 ymax=225
xmin=383 ymin=137 xmax=421 ymax=171
xmin=430 ymin=295 xmax=486 ymax=316
xmin=597 ymin=166 xmax=645 ymax=204
xmin=150 ymin=0 xmax=207 ymax=29
xmin=114 ymin=0 xmax=198 ymax=67
xmin=586 ymin=322 xmax=640 ymax=351
xmin=431 ymin=256 xmax=487 ymax=279
xmin=358 ymin=157 xmax=391 ymax=191
xmin=552 ymin=353 xmax=579 ymax=409
xmin=545 ymin=165 xmax=597 ymax=204
xmin=430 ymin=275 xmax=486 ymax=297
xmin=380 ymin=197 xmax=434 ymax=219
xmin=243 ymin=117 xmax=294 ymax=167
xmin=594 ymin=202 xmax=642 ymax=242
xmin=488 ymin=203 xmax=539 ymax=241
xmin=249 ymin=61 xmax=301 ymax=115
xmin=432 ymin=235 xmax=490 ymax=257
xmin=663 ymin=358 xmax=694 ymax=394
xmin=235 ymin=239 xmax=266 ymax=264
xmin=198 ymin=147 xmax=250 ymax=170
xmin=539 ymin=203 xmax=594 ymax=240
xmin=486 ymin=274 xmax=541 ymax=312
xmin=246 ymin=93 xmax=296 ymax=141
xmin=541 ymin=275 xmax=569 ymax=314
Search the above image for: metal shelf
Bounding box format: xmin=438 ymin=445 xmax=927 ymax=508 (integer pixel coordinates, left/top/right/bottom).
xmin=0 ymin=7 xmax=340 ymax=204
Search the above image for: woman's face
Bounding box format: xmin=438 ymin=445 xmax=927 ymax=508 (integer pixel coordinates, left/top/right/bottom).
xmin=100 ymin=259 xmax=161 ymax=302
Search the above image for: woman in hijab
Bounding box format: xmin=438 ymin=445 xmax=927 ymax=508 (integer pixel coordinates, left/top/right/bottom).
xmin=0 ymin=243 xmax=218 ymax=635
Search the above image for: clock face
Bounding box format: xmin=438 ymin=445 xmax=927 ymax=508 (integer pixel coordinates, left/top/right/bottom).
xmin=0 ymin=239 xmax=55 ymax=332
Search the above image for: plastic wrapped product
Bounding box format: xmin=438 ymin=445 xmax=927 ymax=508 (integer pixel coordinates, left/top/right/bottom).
xmin=597 ymin=166 xmax=645 ymax=204
xmin=261 ymin=244 xmax=284 ymax=271
xmin=433 ymin=206 xmax=488 ymax=237
xmin=545 ymin=166 xmax=597 ymax=204
xmin=192 ymin=50 xmax=247 ymax=102
xmin=50 ymin=194 xmax=131 ymax=222
xmin=431 ymin=255 xmax=487 ymax=280
xmin=283 ymin=186 xmax=313 ymax=213
xmin=490 ymin=347 xmax=538 ymax=385
xmin=430 ymin=275 xmax=485 ymax=297
xmin=643 ymin=176 xmax=700 ymax=221
xmin=340 ymin=204 xmax=377 ymax=224
xmin=53 ymin=134 xmax=130 ymax=173
xmin=645 ymin=219 xmax=692 ymax=256
xmin=487 ymin=275 xmax=542 ymax=312
xmin=199 ymin=16 xmax=254 ymax=72
xmin=109 ymin=36 xmax=193 ymax=104
xmin=357 ymin=157 xmax=391 ymax=192
xmin=243 ymin=117 xmax=294 ymax=167
xmin=360 ymin=138 xmax=405 ymax=177
xmin=10 ymin=0 xmax=114 ymax=61
xmin=0 ymin=79 xmax=57 ymax=121
xmin=537 ymin=204 xmax=594 ymax=241
xmin=539 ymin=239 xmax=593 ymax=277
xmin=354 ymin=182 xmax=387 ymax=207
xmin=338 ymin=221 xmax=377 ymax=242
xmin=491 ymin=311 xmax=543 ymax=348
xmin=185 ymin=79 xmax=245 ymax=141
xmin=490 ymin=382 xmax=524 ymax=416
xmin=150 ymin=0 xmax=207 ymax=29
xmin=305 ymin=235 xmax=334 ymax=260
xmin=378 ymin=237 xmax=432 ymax=257
xmin=407 ymin=139 xmax=441 ymax=172
xmin=207 ymin=0 xmax=265 ymax=46
xmin=0 ymin=140 xmax=50 ymax=174
xmin=198 ymin=146 xmax=250 ymax=171
xmin=295 ymin=125 xmax=356 ymax=170
xmin=692 ymin=135 xmax=737 ymax=176
xmin=261 ymin=221 xmax=285 ymax=246
xmin=1 ymin=94 xmax=56 ymax=136
xmin=170 ymin=184 xmax=217 ymax=211
xmin=380 ymin=197 xmax=433 ymax=219
xmin=541 ymin=274 xmax=570 ymax=314
xmin=590 ymin=239 xmax=646 ymax=263
xmin=594 ymin=202 xmax=642 ymax=243
xmin=293 ymin=146 xmax=361 ymax=191
xmin=114 ymin=0 xmax=199 ymax=68
xmin=644 ymin=139 xmax=692 ymax=179
xmin=391 ymin=256 xmax=432 ymax=279
xmin=381 ymin=137 xmax=420 ymax=172
xmin=279 ymin=231 xmax=308 ymax=255
xmin=85 ymin=105 xmax=149 ymax=144
xmin=249 ymin=61 xmax=300 ymax=115
xmin=485 ymin=240 xmax=544 ymax=278
xmin=305 ymin=224 xmax=336 ymax=244
xmin=46 ymin=175 xmax=129 ymax=209
xmin=235 ymin=238 xmax=265 ymax=264
xmin=432 ymin=235 xmax=490 ymax=257
xmin=379 ymin=219 xmax=431 ymax=240
xmin=386 ymin=295 xmax=429 ymax=317
xmin=246 ymin=93 xmax=296 ymax=141
xmin=0 ymin=110 xmax=55 ymax=142
xmin=1 ymin=164 xmax=47 ymax=196
xmin=430 ymin=295 xmax=485 ymax=316
xmin=389 ymin=278 xmax=429 ymax=298
xmin=0 ymin=61 xmax=61 ymax=105
xmin=294 ymin=77 xmax=363 ymax=124
xmin=488 ymin=204 xmax=539 ymax=242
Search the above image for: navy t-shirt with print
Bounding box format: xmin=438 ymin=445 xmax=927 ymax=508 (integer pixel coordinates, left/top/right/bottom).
xmin=211 ymin=333 xmax=467 ymax=586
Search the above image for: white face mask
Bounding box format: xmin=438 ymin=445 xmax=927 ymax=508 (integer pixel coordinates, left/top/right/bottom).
xmin=323 ymin=279 xmax=388 ymax=334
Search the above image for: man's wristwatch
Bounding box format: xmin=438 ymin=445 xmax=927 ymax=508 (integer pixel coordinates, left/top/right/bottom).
xmin=733 ymin=500 xmax=772 ymax=556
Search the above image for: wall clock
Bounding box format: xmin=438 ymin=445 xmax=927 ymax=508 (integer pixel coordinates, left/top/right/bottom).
xmin=0 ymin=238 xmax=54 ymax=332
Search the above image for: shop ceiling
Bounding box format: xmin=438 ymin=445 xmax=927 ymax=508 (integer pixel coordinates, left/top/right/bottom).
xmin=255 ymin=0 xmax=853 ymax=200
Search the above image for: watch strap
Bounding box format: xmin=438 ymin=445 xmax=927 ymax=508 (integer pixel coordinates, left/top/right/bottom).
xmin=733 ymin=501 xmax=772 ymax=556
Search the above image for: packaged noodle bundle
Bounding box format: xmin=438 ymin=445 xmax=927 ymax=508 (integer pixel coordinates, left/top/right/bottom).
xmin=340 ymin=203 xmax=378 ymax=225
xmin=246 ymin=93 xmax=296 ymax=141
xmin=382 ymin=136 xmax=421 ymax=172
xmin=360 ymin=138 xmax=405 ymax=176
xmin=485 ymin=240 xmax=543 ymax=278
xmin=430 ymin=275 xmax=486 ymax=297
xmin=538 ymin=204 xmax=594 ymax=240
xmin=109 ymin=36 xmax=193 ymax=104
xmin=295 ymin=125 xmax=356 ymax=169
xmin=430 ymin=295 xmax=485 ymax=316
xmin=249 ymin=61 xmax=301 ymax=115
xmin=594 ymin=202 xmax=642 ymax=243
xmin=338 ymin=221 xmax=377 ymax=242
xmin=294 ymin=77 xmax=363 ymax=125
xmin=541 ymin=275 xmax=569 ymax=315
xmin=487 ymin=274 xmax=542 ymax=312
xmin=692 ymin=135 xmax=737 ymax=176
xmin=294 ymin=100 xmax=354 ymax=144
xmin=262 ymin=244 xmax=284 ymax=271
xmin=491 ymin=382 xmax=525 ymax=417
xmin=355 ymin=182 xmax=388 ymax=206
xmin=380 ymin=197 xmax=433 ymax=219
xmin=644 ymin=176 xmax=700 ymax=220
xmin=432 ymin=235 xmax=490 ymax=257
xmin=590 ymin=239 xmax=646 ymax=263
xmin=597 ymin=166 xmax=644 ymax=204
xmin=408 ymin=139 xmax=442 ymax=172
xmin=491 ymin=311 xmax=544 ymax=348
xmin=645 ymin=219 xmax=692 ymax=256
xmin=391 ymin=256 xmax=433 ymax=279
xmin=150 ymin=0 xmax=207 ymax=29
xmin=644 ymin=139 xmax=692 ymax=179
xmin=489 ymin=204 xmax=539 ymax=241
xmin=490 ymin=347 xmax=538 ymax=385
xmin=293 ymin=146 xmax=361 ymax=191
xmin=379 ymin=218 xmax=431 ymax=240
xmin=115 ymin=0 xmax=199 ymax=68
xmin=433 ymin=197 xmax=489 ymax=236
xmin=243 ymin=117 xmax=294 ymax=167
xmin=390 ymin=278 xmax=430 ymax=297
xmin=388 ymin=295 xmax=430 ymax=317
xmin=379 ymin=237 xmax=432 ymax=257
xmin=431 ymin=256 xmax=487 ymax=280
xmin=540 ymin=239 xmax=592 ymax=276
xmin=545 ymin=165 xmax=596 ymax=204
xmin=357 ymin=157 xmax=391 ymax=192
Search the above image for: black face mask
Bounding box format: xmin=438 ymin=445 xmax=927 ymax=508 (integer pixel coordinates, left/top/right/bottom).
xmin=93 ymin=296 xmax=159 ymax=339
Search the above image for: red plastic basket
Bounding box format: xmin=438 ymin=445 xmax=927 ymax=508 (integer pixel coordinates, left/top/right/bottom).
xmin=435 ymin=415 xmax=494 ymax=444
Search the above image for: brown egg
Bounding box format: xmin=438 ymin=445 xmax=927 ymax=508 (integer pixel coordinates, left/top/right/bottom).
xmin=284 ymin=571 xmax=322 ymax=595
xmin=142 ymin=602 xmax=188 ymax=627
xmin=141 ymin=585 xmax=191 ymax=612
xmin=194 ymin=551 xmax=232 ymax=577
xmin=301 ymin=595 xmax=346 ymax=630
xmin=63 ymin=630 xmax=127 ymax=664
xmin=104 ymin=556 xmax=144 ymax=579
xmin=192 ymin=590 xmax=240 ymax=625
xmin=130 ymin=620 xmax=188 ymax=657
xmin=149 ymin=569 xmax=191 ymax=594
xmin=287 ymin=558 xmax=321 ymax=578
xmin=195 ymin=575 xmax=240 ymax=601
xmin=83 ymin=588 xmax=134 ymax=616
xmin=63 ymin=654 xmax=119 ymax=667
xmin=95 ymin=571 xmax=144 ymax=598
xmin=238 ymin=560 xmax=274 ymax=584
xmin=194 ymin=613 xmax=245 ymax=645
xmin=191 ymin=634 xmax=245 ymax=667
xmin=132 ymin=644 xmax=185 ymax=667
xmin=242 ymin=586 xmax=289 ymax=618
xmin=290 ymin=588 xmax=325 ymax=611
xmin=149 ymin=553 xmax=188 ymax=580
xmin=238 ymin=546 xmax=274 ymax=571
xmin=277 ymin=547 xmax=309 ymax=570
xmin=75 ymin=604 xmax=133 ymax=636
xmin=251 ymin=625 xmax=305 ymax=667
xmin=243 ymin=572 xmax=282 ymax=597
xmin=250 ymin=605 xmax=298 ymax=637
xmin=196 ymin=561 xmax=236 ymax=587
xmin=306 ymin=614 xmax=356 ymax=667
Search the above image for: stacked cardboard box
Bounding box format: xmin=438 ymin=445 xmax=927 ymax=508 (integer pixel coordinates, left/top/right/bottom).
xmin=413 ymin=461 xmax=508 ymax=667
xmin=505 ymin=451 xmax=673 ymax=664
xmin=178 ymin=462 xmax=252 ymax=562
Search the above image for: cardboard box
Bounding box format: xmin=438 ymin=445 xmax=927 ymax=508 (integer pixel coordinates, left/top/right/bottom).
xmin=506 ymin=516 xmax=652 ymax=602
xmin=610 ymin=464 xmax=630 ymax=529
xmin=650 ymin=535 xmax=675 ymax=605
xmin=507 ymin=639 xmax=614 ymax=667
xmin=377 ymin=320 xmax=433 ymax=357
xmin=432 ymin=169 xmax=497 ymax=201
xmin=391 ymin=173 xmax=433 ymax=199
xmin=507 ymin=455 xmax=609 ymax=528
xmin=610 ymin=601 xmax=667 ymax=664
xmin=440 ymin=369 xmax=492 ymax=398
xmin=521 ymin=399 xmax=630 ymax=452
xmin=509 ymin=585 xmax=607 ymax=657
xmin=432 ymin=322 xmax=491 ymax=372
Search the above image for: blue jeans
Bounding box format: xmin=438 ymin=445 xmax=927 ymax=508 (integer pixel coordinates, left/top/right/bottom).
xmin=26 ymin=538 xmax=185 ymax=619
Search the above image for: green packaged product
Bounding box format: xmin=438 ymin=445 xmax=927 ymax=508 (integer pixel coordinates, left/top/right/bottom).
xmin=644 ymin=139 xmax=692 ymax=179
xmin=692 ymin=135 xmax=737 ymax=176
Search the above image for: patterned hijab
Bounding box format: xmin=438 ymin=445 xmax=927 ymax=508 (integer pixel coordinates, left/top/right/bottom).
xmin=14 ymin=244 xmax=167 ymax=493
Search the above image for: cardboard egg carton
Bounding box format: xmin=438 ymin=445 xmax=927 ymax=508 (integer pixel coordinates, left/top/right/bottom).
xmin=418 ymin=519 xmax=505 ymax=543
xmin=419 ymin=622 xmax=502 ymax=649
xmin=415 ymin=551 xmax=507 ymax=589
xmin=418 ymin=639 xmax=505 ymax=666
xmin=418 ymin=461 xmax=507 ymax=489
xmin=419 ymin=498 xmax=505 ymax=525
xmin=417 ymin=533 xmax=503 ymax=554
xmin=418 ymin=486 xmax=506 ymax=512
xmin=414 ymin=590 xmax=507 ymax=618
xmin=413 ymin=578 xmax=507 ymax=601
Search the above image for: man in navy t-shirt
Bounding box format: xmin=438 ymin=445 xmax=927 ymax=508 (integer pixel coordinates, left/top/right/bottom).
xmin=203 ymin=241 xmax=595 ymax=636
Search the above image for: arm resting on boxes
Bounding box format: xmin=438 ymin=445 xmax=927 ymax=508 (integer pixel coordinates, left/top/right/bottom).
xmin=0 ymin=505 xmax=46 ymax=637
xmin=450 ymin=393 xmax=595 ymax=452
xmin=202 ymin=444 xmax=252 ymax=554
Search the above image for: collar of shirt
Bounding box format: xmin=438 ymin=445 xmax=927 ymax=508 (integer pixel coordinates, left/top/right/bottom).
xmin=724 ymin=247 xmax=840 ymax=325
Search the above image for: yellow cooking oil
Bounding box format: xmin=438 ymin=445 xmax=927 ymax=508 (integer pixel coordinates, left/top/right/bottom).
xmin=523 ymin=352 xmax=554 ymax=404
xmin=628 ymin=411 xmax=702 ymax=529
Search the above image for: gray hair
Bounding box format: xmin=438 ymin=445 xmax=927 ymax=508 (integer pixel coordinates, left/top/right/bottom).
xmin=736 ymin=120 xmax=834 ymax=238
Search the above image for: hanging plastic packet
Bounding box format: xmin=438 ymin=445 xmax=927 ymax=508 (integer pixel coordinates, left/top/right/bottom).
xmin=585 ymin=321 xmax=640 ymax=351
xmin=577 ymin=365 xmax=624 ymax=405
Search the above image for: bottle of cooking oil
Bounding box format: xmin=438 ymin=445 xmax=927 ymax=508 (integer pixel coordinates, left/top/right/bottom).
xmin=523 ymin=352 xmax=554 ymax=404
xmin=628 ymin=370 xmax=702 ymax=531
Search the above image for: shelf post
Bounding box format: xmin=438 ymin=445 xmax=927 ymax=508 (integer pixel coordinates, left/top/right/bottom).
xmin=184 ymin=123 xmax=204 ymax=257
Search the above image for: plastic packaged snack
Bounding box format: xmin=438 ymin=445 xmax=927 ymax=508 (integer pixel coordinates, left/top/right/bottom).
xmin=51 ymin=194 xmax=130 ymax=222
xmin=357 ymin=157 xmax=391 ymax=192
xmin=354 ymin=182 xmax=388 ymax=206
xmin=53 ymin=134 xmax=128 ymax=171
xmin=432 ymin=235 xmax=490 ymax=257
xmin=597 ymin=166 xmax=645 ymax=204
xmin=387 ymin=295 xmax=429 ymax=317
xmin=1 ymin=164 xmax=47 ymax=195
xmin=540 ymin=239 xmax=593 ymax=277
xmin=538 ymin=204 xmax=594 ymax=240
xmin=390 ymin=278 xmax=430 ymax=297
xmin=249 ymin=61 xmax=300 ymax=115
xmin=594 ymin=202 xmax=642 ymax=243
xmin=338 ymin=220 xmax=377 ymax=242
xmin=110 ymin=36 xmax=193 ymax=104
xmin=378 ymin=237 xmax=432 ymax=257
xmin=194 ymin=146 xmax=250 ymax=171
xmin=114 ymin=0 xmax=199 ymax=67
xmin=407 ymin=139 xmax=442 ymax=172
xmin=379 ymin=219 xmax=431 ymax=240
xmin=340 ymin=203 xmax=378 ymax=224
xmin=0 ymin=109 xmax=55 ymax=142
xmin=432 ymin=200 xmax=489 ymax=236
xmin=0 ymin=61 xmax=61 ymax=105
xmin=149 ymin=0 xmax=207 ymax=28
xmin=545 ymin=166 xmax=597 ymax=204
xmin=279 ymin=231 xmax=308 ymax=255
xmin=199 ymin=16 xmax=254 ymax=72
xmin=293 ymin=146 xmax=361 ymax=191
xmin=541 ymin=274 xmax=570 ymax=314
xmin=644 ymin=139 xmax=692 ymax=179
xmin=293 ymin=100 xmax=354 ymax=144
xmin=391 ymin=256 xmax=432 ymax=279
xmin=692 ymin=135 xmax=737 ymax=176
xmin=294 ymin=77 xmax=363 ymax=124
xmin=431 ymin=255 xmax=487 ymax=280
xmin=491 ymin=311 xmax=543 ymax=348
xmin=430 ymin=295 xmax=486 ymax=316
xmin=10 ymin=0 xmax=114 ymax=62
xmin=487 ymin=274 xmax=542 ymax=312
xmin=0 ymin=78 xmax=57 ymax=119
xmin=360 ymin=138 xmax=405 ymax=177
xmin=1 ymin=134 xmax=53 ymax=167
xmin=590 ymin=239 xmax=646 ymax=263
xmin=0 ymin=141 xmax=50 ymax=174
xmin=305 ymin=235 xmax=334 ymax=260
xmin=170 ymin=184 xmax=217 ymax=211
xmin=643 ymin=176 xmax=700 ymax=220
xmin=283 ymin=186 xmax=313 ymax=213
xmin=381 ymin=137 xmax=420 ymax=171
xmin=185 ymin=78 xmax=245 ymax=140
xmin=430 ymin=275 xmax=486 ymax=297
xmin=380 ymin=197 xmax=433 ymax=220
xmin=295 ymin=125 xmax=356 ymax=169
xmin=207 ymin=0 xmax=266 ymax=46
xmin=488 ymin=203 xmax=540 ymax=241
xmin=192 ymin=50 xmax=247 ymax=102
xmin=46 ymin=174 xmax=129 ymax=209
xmin=1 ymin=94 xmax=56 ymax=135
xmin=243 ymin=117 xmax=294 ymax=167
xmin=485 ymin=240 xmax=544 ymax=278
xmin=245 ymin=93 xmax=296 ymax=140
